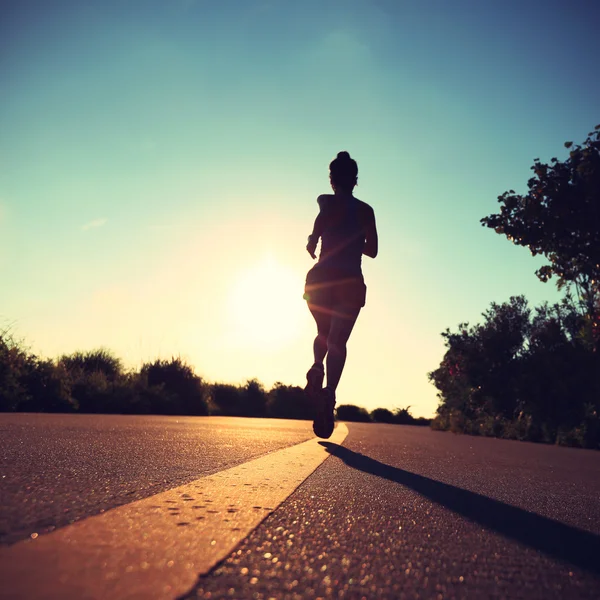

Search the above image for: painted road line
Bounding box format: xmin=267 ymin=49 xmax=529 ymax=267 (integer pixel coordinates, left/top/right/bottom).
xmin=0 ymin=423 xmax=348 ymax=600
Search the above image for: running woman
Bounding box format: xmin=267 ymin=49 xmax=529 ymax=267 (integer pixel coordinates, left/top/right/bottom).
xmin=303 ymin=151 xmax=378 ymax=438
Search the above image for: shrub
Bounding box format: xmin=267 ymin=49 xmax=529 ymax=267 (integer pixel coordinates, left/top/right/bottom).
xmin=240 ymin=379 xmax=268 ymax=417
xmin=371 ymin=408 xmax=394 ymax=423
xmin=393 ymin=406 xmax=417 ymax=425
xmin=336 ymin=404 xmax=371 ymax=422
xmin=267 ymin=383 xmax=312 ymax=420
xmin=59 ymin=349 xmax=123 ymax=381
xmin=70 ymin=370 xmax=113 ymax=413
xmin=0 ymin=330 xmax=29 ymax=411
xmin=210 ymin=383 xmax=243 ymax=416
xmin=18 ymin=359 xmax=75 ymax=413
xmin=141 ymin=358 xmax=208 ymax=416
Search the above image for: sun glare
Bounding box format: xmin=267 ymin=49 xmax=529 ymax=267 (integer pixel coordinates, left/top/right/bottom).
xmin=227 ymin=257 xmax=305 ymax=349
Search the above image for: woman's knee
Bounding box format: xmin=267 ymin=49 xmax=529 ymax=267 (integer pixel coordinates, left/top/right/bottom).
xmin=327 ymin=337 xmax=347 ymax=355
xmin=315 ymin=332 xmax=328 ymax=345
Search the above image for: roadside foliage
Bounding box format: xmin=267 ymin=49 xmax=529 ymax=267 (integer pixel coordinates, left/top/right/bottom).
xmin=0 ymin=337 xmax=322 ymax=421
xmin=0 ymin=333 xmax=429 ymax=425
xmin=431 ymin=126 xmax=600 ymax=448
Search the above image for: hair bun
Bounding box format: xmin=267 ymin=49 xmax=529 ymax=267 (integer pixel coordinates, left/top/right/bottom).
xmin=337 ymin=151 xmax=351 ymax=161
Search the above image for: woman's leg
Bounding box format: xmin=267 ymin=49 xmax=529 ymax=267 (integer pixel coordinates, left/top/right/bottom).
xmin=325 ymin=305 xmax=361 ymax=392
xmin=308 ymin=305 xmax=331 ymax=365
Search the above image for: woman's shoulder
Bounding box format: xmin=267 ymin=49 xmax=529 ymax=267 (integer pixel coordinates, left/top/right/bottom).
xmin=354 ymin=197 xmax=375 ymax=217
xmin=317 ymin=194 xmax=335 ymax=208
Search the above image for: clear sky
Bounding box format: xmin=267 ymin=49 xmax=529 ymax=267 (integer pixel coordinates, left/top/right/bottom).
xmin=1 ymin=0 xmax=599 ymax=417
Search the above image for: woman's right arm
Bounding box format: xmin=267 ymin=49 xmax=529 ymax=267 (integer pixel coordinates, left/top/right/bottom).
xmin=306 ymin=196 xmax=328 ymax=259
xmin=306 ymin=213 xmax=324 ymax=259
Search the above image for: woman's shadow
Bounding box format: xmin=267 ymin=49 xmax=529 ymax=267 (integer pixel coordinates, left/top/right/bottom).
xmin=320 ymin=442 xmax=600 ymax=576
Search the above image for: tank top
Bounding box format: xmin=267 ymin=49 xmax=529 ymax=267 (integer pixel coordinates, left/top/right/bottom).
xmin=317 ymin=196 xmax=365 ymax=276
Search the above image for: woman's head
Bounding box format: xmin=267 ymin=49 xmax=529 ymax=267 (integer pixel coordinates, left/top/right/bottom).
xmin=329 ymin=151 xmax=358 ymax=192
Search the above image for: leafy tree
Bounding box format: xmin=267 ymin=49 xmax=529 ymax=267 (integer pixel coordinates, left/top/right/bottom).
xmin=429 ymin=296 xmax=531 ymax=423
xmin=519 ymin=299 xmax=599 ymax=438
xmin=481 ymin=125 xmax=600 ymax=341
xmin=430 ymin=295 xmax=600 ymax=447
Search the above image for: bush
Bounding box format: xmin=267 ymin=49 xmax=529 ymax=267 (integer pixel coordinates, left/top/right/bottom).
xmin=240 ymin=379 xmax=268 ymax=417
xmin=336 ymin=404 xmax=371 ymax=422
xmin=141 ymin=358 xmax=208 ymax=416
xmin=371 ymin=408 xmax=395 ymax=423
xmin=393 ymin=406 xmax=416 ymax=425
xmin=59 ymin=349 xmax=123 ymax=381
xmin=0 ymin=332 xmax=76 ymax=413
xmin=18 ymin=359 xmax=75 ymax=413
xmin=0 ymin=331 xmax=30 ymax=411
xmin=267 ymin=383 xmax=312 ymax=420
xmin=210 ymin=383 xmax=243 ymax=416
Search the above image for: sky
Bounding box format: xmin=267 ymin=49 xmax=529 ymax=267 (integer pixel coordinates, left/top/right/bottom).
xmin=1 ymin=0 xmax=599 ymax=417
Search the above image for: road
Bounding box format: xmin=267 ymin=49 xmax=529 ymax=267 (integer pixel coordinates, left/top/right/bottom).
xmin=1 ymin=414 xmax=599 ymax=599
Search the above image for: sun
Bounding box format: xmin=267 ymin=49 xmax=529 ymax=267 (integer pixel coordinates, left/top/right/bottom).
xmin=227 ymin=257 xmax=305 ymax=349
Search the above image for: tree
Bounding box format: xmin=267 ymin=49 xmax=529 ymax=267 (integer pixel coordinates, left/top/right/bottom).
xmin=428 ymin=296 xmax=531 ymax=422
xmin=429 ymin=295 xmax=600 ymax=447
xmin=481 ymin=125 xmax=600 ymax=341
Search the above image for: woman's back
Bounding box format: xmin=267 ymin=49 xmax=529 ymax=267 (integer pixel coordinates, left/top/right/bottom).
xmin=317 ymin=194 xmax=374 ymax=275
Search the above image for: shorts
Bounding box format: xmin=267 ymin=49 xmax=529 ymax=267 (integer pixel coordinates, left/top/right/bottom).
xmin=303 ymin=266 xmax=366 ymax=310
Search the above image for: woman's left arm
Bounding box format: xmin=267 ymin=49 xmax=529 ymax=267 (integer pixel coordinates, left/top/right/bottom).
xmin=306 ymin=212 xmax=324 ymax=259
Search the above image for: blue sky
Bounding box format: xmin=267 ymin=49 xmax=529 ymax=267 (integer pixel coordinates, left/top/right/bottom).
xmin=1 ymin=0 xmax=599 ymax=416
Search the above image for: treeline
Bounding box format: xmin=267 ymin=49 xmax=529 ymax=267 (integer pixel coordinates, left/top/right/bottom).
xmin=336 ymin=404 xmax=430 ymax=426
xmin=429 ymin=126 xmax=600 ymax=449
xmin=0 ymin=332 xmax=426 ymax=423
xmin=0 ymin=334 xmax=309 ymax=418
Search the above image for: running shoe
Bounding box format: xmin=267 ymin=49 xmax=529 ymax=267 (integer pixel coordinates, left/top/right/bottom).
xmin=314 ymin=386 xmax=336 ymax=439
xmin=305 ymin=363 xmax=324 ymax=400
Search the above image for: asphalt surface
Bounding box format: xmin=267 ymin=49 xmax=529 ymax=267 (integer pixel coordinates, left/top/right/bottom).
xmin=0 ymin=413 xmax=313 ymax=545
xmin=188 ymin=423 xmax=600 ymax=599
xmin=2 ymin=415 xmax=600 ymax=599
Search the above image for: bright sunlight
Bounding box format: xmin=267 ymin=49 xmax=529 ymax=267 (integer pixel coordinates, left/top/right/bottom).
xmin=227 ymin=256 xmax=305 ymax=349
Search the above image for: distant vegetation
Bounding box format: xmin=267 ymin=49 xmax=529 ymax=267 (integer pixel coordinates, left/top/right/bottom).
xmin=337 ymin=404 xmax=430 ymax=426
xmin=0 ymin=330 xmax=427 ymax=424
xmin=0 ymin=334 xmax=307 ymax=419
xmin=430 ymin=126 xmax=600 ymax=449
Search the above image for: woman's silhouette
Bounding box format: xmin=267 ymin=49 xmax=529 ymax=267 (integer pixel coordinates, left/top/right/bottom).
xmin=304 ymin=151 xmax=378 ymax=438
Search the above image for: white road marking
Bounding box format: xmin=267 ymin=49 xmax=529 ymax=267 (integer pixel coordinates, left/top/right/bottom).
xmin=0 ymin=424 xmax=348 ymax=600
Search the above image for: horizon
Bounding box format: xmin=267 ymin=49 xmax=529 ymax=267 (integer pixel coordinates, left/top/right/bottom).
xmin=2 ymin=0 xmax=599 ymax=417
